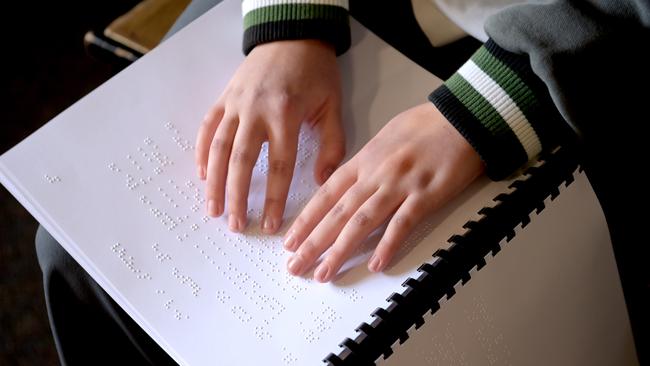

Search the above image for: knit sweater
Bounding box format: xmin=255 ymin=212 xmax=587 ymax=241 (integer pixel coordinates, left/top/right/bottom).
xmin=240 ymin=0 xmax=649 ymax=180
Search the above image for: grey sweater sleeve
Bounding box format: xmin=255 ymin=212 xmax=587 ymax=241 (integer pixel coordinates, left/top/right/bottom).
xmin=485 ymin=0 xmax=650 ymax=133
xmin=481 ymin=3 xmax=650 ymax=361
xmin=430 ymin=0 xmax=649 ymax=179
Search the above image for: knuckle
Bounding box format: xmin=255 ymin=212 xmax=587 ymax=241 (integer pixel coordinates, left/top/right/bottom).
xmin=229 ymin=86 xmax=244 ymax=99
xmin=396 ymin=157 xmax=414 ymax=175
xmin=201 ymin=115 xmax=213 ymax=127
xmin=250 ymin=86 xmax=264 ymax=100
xmin=317 ymin=184 xmax=332 ymax=200
xmin=337 ymin=160 xmax=355 ymax=175
xmin=203 ymin=105 xmax=222 ymax=124
xmin=330 ymin=203 xmax=345 ymax=218
xmin=374 ymin=192 xmax=393 ymax=207
xmin=275 ymin=91 xmax=296 ymax=113
xmin=202 ymin=107 xmax=221 ymax=124
xmin=347 ymin=185 xmax=363 ymax=198
xmin=231 ymin=148 xmax=254 ymax=165
xmin=393 ymin=215 xmax=412 ymax=230
xmin=352 ymin=211 xmax=370 ymax=227
xmin=299 ymin=240 xmax=318 ymax=258
xmin=417 ymin=170 xmax=435 ymax=190
xmin=210 ymin=138 xmax=231 ymax=153
xmin=379 ymin=154 xmax=412 ymax=179
xmin=269 ymin=159 xmax=290 ymax=175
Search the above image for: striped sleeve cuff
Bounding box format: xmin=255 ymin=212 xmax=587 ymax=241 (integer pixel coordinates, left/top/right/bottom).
xmin=429 ymin=39 xmax=571 ymax=180
xmin=242 ymin=0 xmax=351 ymax=55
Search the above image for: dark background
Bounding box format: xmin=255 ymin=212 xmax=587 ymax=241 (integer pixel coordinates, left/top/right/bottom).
xmin=0 ymin=1 xmax=139 ymax=364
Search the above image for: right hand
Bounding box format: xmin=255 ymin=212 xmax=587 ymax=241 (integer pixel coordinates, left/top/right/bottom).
xmin=195 ymin=40 xmax=345 ymax=234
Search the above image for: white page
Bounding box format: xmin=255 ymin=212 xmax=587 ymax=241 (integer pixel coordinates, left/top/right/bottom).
xmin=0 ymin=1 xmax=633 ymax=365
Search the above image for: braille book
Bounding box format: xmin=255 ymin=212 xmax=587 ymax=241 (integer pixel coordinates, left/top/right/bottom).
xmin=0 ymin=1 xmax=638 ymax=365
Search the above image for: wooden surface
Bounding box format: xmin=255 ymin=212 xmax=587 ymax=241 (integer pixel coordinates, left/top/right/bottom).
xmin=105 ymin=0 xmax=191 ymax=54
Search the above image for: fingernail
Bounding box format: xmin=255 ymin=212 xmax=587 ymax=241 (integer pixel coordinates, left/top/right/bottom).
xmin=287 ymin=255 xmax=304 ymax=275
xmin=368 ymin=254 xmax=382 ymax=272
xmin=283 ymin=229 xmax=297 ymax=251
xmin=197 ymin=166 xmax=206 ymax=179
xmin=207 ymin=200 xmax=220 ymax=217
xmin=228 ymin=214 xmax=241 ymax=232
xmin=314 ymin=263 xmax=331 ymax=283
xmin=323 ymin=167 xmax=335 ymax=181
xmin=262 ymin=216 xmax=275 ymax=233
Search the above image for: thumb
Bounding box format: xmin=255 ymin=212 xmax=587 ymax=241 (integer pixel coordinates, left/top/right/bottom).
xmin=313 ymin=104 xmax=345 ymax=185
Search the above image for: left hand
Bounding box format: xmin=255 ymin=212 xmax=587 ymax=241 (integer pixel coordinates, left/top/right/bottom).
xmin=194 ymin=40 xmax=344 ymax=234
xmin=283 ymin=103 xmax=485 ymax=282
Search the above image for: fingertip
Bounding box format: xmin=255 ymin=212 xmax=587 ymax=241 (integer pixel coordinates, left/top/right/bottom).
xmin=228 ymin=213 xmax=245 ymax=232
xmin=207 ymin=200 xmax=222 ymax=217
xmin=314 ymin=262 xmax=331 ymax=283
xmin=368 ymin=253 xmax=383 ymax=273
xmin=197 ymin=165 xmax=206 ymax=180
xmin=287 ymin=255 xmax=304 ymax=276
xmin=283 ymin=229 xmax=298 ymax=251
xmin=261 ymin=216 xmax=279 ymax=234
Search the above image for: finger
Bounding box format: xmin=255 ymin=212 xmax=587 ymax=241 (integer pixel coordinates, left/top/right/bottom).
xmin=287 ymin=183 xmax=375 ymax=276
xmin=262 ymin=128 xmax=299 ymax=234
xmin=283 ymin=163 xmax=356 ymax=251
xmin=314 ymin=187 xmax=403 ymax=282
xmin=313 ymin=103 xmax=345 ymax=185
xmin=205 ymin=116 xmax=238 ymax=217
xmin=195 ymin=103 xmax=225 ymax=180
xmin=226 ymin=121 xmax=264 ymax=232
xmin=369 ymin=194 xmax=428 ymax=272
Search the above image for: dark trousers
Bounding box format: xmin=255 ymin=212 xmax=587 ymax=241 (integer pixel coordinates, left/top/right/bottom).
xmin=36 ymin=227 xmax=177 ymax=365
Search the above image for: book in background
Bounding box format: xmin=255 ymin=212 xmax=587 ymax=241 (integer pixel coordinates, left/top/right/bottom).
xmin=84 ymin=0 xmax=191 ymax=65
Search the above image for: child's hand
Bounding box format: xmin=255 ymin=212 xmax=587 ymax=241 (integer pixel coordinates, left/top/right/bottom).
xmin=283 ymin=103 xmax=485 ymax=282
xmin=195 ymin=40 xmax=345 ymax=234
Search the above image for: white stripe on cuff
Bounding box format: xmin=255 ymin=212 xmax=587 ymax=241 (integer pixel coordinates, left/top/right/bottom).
xmin=457 ymin=60 xmax=542 ymax=160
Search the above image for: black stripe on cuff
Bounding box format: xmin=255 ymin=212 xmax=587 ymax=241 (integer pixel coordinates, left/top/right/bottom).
xmin=243 ymin=18 xmax=351 ymax=56
xmin=429 ymin=85 xmax=529 ymax=180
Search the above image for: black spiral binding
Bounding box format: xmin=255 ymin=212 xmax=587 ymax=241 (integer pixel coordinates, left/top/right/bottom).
xmin=323 ymin=146 xmax=581 ymax=365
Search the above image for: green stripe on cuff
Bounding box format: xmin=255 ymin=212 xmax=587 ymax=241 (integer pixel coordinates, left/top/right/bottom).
xmin=244 ymin=4 xmax=348 ymax=29
xmin=446 ymin=73 xmax=514 ymax=138
xmin=470 ymin=47 xmax=537 ymax=118
xmin=431 ymin=39 xmax=574 ymax=180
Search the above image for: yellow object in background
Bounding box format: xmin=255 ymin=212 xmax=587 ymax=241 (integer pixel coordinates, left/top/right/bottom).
xmin=105 ymin=0 xmax=192 ymax=54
